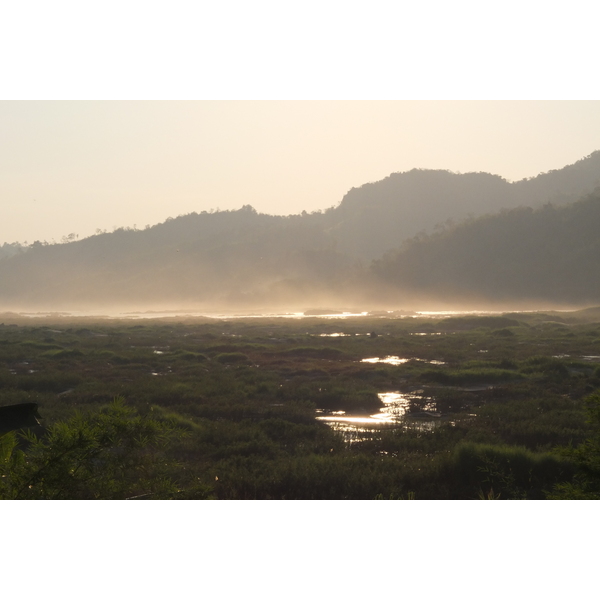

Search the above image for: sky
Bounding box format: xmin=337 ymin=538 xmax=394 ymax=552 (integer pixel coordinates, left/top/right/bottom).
xmin=2 ymin=100 xmax=600 ymax=245
xmin=2 ymin=3 xmax=600 ymax=245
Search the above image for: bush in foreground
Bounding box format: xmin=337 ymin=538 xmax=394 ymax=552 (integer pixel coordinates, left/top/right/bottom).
xmin=0 ymin=398 xmax=188 ymax=500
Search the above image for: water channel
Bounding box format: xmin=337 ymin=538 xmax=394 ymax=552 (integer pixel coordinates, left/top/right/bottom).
xmin=316 ymin=390 xmax=442 ymax=442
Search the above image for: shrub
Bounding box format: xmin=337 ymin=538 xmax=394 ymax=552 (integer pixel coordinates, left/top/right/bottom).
xmin=215 ymin=352 xmax=249 ymax=364
xmin=550 ymin=391 xmax=600 ymax=499
xmin=521 ymin=356 xmax=569 ymax=379
xmin=420 ymin=368 xmax=521 ymax=385
xmin=175 ymin=350 xmax=209 ymax=361
xmin=451 ymin=442 xmax=574 ymax=499
xmin=283 ymin=347 xmax=345 ymax=359
xmin=0 ymin=398 xmax=186 ymax=500
xmin=41 ymin=348 xmax=84 ymax=359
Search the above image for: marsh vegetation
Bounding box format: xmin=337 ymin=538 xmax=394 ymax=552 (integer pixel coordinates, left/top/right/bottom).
xmin=1 ymin=309 xmax=600 ymax=499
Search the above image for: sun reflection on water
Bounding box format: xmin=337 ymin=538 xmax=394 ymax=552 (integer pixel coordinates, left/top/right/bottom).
xmin=316 ymin=391 xmax=443 ymax=442
xmin=361 ymin=356 xmax=410 ymax=365
xmin=361 ymin=356 xmax=446 ymax=366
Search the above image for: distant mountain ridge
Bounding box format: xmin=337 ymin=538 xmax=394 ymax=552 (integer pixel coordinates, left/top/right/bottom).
xmin=372 ymin=189 xmax=600 ymax=305
xmin=330 ymin=151 xmax=600 ymax=260
xmin=1 ymin=151 xmax=599 ymax=310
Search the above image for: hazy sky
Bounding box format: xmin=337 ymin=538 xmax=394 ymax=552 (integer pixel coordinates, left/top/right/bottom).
xmin=2 ymin=101 xmax=600 ymax=245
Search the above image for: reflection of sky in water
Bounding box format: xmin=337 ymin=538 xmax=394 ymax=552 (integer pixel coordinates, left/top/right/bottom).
xmin=318 ymin=333 xmax=351 ymax=337
xmin=362 ymin=356 xmax=410 ymax=365
xmin=361 ymin=356 xmax=446 ymax=366
xmin=18 ymin=310 xmax=376 ymax=320
xmin=315 ymin=332 xmax=371 ymax=337
xmin=320 ymin=418 xmax=441 ymax=443
xmin=410 ymin=332 xmax=442 ymax=336
xmin=318 ymin=415 xmax=395 ymax=424
xmin=416 ymin=310 xmax=502 ymax=316
xmin=15 ymin=309 xmax=510 ymax=320
xmin=316 ymin=391 xmax=442 ymax=442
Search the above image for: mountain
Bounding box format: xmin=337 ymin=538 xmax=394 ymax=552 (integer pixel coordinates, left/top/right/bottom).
xmin=372 ymin=189 xmax=600 ymax=306
xmin=1 ymin=151 xmax=599 ymax=311
xmin=0 ymin=207 xmax=358 ymax=311
xmin=328 ymin=151 xmax=600 ymax=261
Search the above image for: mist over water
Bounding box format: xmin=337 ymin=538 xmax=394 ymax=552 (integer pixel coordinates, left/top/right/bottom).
xmin=1 ymin=151 xmax=600 ymax=317
xmin=0 ymin=302 xmax=584 ymax=324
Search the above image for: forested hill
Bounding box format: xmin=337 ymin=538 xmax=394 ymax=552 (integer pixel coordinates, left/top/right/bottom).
xmin=0 ymin=206 xmax=358 ymax=310
xmin=372 ymin=190 xmax=600 ymax=305
xmin=0 ymin=151 xmax=599 ymax=310
xmin=330 ymin=151 xmax=600 ymax=260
